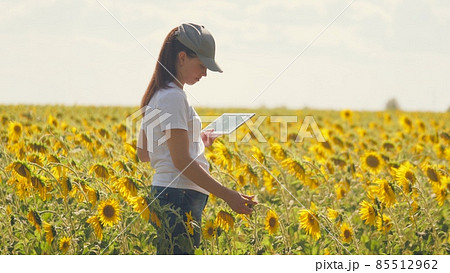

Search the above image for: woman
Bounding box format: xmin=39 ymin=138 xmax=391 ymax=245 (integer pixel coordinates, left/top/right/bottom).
xmin=137 ymin=23 xmax=257 ymax=254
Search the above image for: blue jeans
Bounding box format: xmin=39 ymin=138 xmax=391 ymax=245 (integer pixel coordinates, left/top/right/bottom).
xmin=150 ymin=186 xmax=208 ymax=254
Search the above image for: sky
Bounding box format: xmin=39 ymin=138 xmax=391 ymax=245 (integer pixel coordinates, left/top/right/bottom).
xmin=0 ymin=0 xmax=449 ymax=112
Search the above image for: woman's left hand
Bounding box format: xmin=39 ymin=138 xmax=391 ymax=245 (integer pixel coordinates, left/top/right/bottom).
xmin=201 ymin=129 xmax=219 ymax=147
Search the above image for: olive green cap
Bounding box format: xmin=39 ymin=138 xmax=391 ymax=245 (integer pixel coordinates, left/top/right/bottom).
xmin=175 ymin=23 xmax=223 ymax=73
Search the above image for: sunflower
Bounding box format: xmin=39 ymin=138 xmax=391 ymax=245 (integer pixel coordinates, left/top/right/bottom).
xmin=7 ymin=176 xmax=32 ymax=200
xmin=53 ymin=139 xmax=68 ymax=156
xmin=237 ymin=213 xmax=251 ymax=228
xmin=299 ymin=209 xmax=321 ymax=241
xmin=264 ymin=210 xmax=279 ymax=235
xmin=334 ymin=181 xmax=349 ymax=200
xmin=31 ymin=174 xmax=49 ymax=201
xmin=422 ymin=164 xmax=441 ymax=186
xmin=377 ymin=179 xmax=397 ymax=208
xmin=8 ymin=121 xmax=23 ymax=142
xmin=393 ymin=161 xmax=416 ymax=193
xmin=97 ymin=127 xmax=111 ymax=139
xmin=184 ymin=211 xmax=194 ymax=235
xmin=89 ymin=163 xmax=110 ymax=179
xmin=114 ymin=123 xmax=127 ymax=139
xmin=310 ymin=142 xmax=333 ymax=161
xmin=202 ymin=220 xmax=216 ymax=240
xmin=399 ymin=115 xmax=413 ymax=132
xmin=27 ymin=153 xmax=45 ymax=166
xmin=340 ymin=222 xmax=353 ymax=243
xmin=150 ymin=211 xmax=162 ymax=228
xmin=213 ymin=141 xmax=234 ymax=171
xmin=28 ymin=142 xmax=48 ymax=154
xmin=84 ymin=185 xmax=99 ymax=206
xmin=303 ymin=171 xmax=320 ymax=190
xmin=59 ymin=177 xmax=72 ymax=199
xmin=43 ymin=222 xmax=56 ymax=244
xmin=87 ymin=215 xmax=103 ymax=240
xmin=97 ymin=199 xmax=121 ymax=227
xmin=242 ymin=164 xmax=258 ymax=186
xmin=77 ymin=133 xmax=94 ymax=151
xmin=270 ymin=142 xmax=287 ymax=162
xmin=281 ymin=157 xmax=305 ymax=180
xmin=6 ymin=161 xmax=32 ymax=181
xmin=251 ymin=146 xmax=266 ymax=164
xmin=327 ymin=208 xmax=341 ymax=226
xmin=113 ymin=176 xmax=138 ymax=201
xmin=381 ymin=141 xmax=396 ymax=153
xmin=123 ymin=143 xmax=138 ymax=162
xmin=112 ymin=159 xmax=131 ymax=173
xmin=376 ymin=214 xmax=393 ymax=234
xmin=130 ymin=196 xmax=150 ymax=222
xmin=263 ymin=169 xmax=279 ymax=194
xmin=359 ymin=200 xmax=377 ymax=226
xmin=47 ymin=114 xmax=59 ymax=127
xmin=360 ymin=151 xmax=384 ymax=174
xmin=215 ymin=210 xmax=234 ymax=232
xmin=366 ymin=185 xmax=379 ymax=201
xmin=59 ymin=236 xmax=71 ymax=254
xmin=432 ymin=178 xmax=448 ymax=206
xmin=27 ymin=210 xmax=42 ymax=231
xmin=416 ymin=119 xmax=426 ymax=133
xmin=340 ymin=109 xmax=353 ymax=122
xmin=236 ymin=174 xmax=246 ymax=187
xmin=48 ymin=154 xmax=65 ymax=178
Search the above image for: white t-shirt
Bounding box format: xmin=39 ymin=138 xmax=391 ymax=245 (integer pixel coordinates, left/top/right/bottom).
xmin=140 ymin=82 xmax=209 ymax=195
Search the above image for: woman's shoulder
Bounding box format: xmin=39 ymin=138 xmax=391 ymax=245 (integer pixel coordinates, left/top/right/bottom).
xmin=150 ymin=84 xmax=188 ymax=109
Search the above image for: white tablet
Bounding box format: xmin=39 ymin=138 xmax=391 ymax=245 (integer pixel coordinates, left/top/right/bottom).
xmin=202 ymin=113 xmax=255 ymax=135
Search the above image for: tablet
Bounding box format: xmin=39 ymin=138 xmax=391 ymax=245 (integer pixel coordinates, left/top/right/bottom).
xmin=202 ymin=113 xmax=255 ymax=135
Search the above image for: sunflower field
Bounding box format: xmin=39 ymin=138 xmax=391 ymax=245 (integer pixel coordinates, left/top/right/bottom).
xmin=0 ymin=105 xmax=449 ymax=255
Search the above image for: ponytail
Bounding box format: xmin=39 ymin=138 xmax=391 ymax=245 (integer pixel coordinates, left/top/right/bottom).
xmin=140 ymin=27 xmax=196 ymax=111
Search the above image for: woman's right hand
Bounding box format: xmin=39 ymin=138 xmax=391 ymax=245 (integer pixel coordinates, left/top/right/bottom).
xmin=224 ymin=189 xmax=258 ymax=214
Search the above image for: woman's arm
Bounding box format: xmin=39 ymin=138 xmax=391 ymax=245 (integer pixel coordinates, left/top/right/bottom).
xmin=137 ymin=129 xmax=150 ymax=162
xmin=167 ymin=129 xmax=257 ymax=214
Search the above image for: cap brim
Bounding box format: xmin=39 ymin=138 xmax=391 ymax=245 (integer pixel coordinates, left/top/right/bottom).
xmin=198 ymin=55 xmax=223 ymax=73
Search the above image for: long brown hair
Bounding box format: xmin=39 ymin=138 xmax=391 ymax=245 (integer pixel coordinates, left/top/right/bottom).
xmin=140 ymin=27 xmax=196 ymax=110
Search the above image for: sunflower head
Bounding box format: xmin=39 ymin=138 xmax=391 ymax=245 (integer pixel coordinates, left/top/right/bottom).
xmin=340 ymin=109 xmax=353 ymax=122
xmin=340 ymin=222 xmax=353 ymax=243
xmin=97 ymin=199 xmax=121 ymax=227
xmin=265 ymin=210 xmax=279 ymax=235
xmin=184 ymin=211 xmax=194 ymax=235
xmin=130 ymin=196 xmax=150 ymax=221
xmin=359 ymin=200 xmax=377 ymax=226
xmin=87 ymin=215 xmax=103 ymax=240
xmin=215 ymin=210 xmax=234 ymax=232
xmin=8 ymin=121 xmax=23 ymax=141
xmin=43 ymin=222 xmax=56 ymax=244
xmin=7 ymin=161 xmax=32 ymax=180
xmin=89 ymin=163 xmax=110 ymax=179
xmin=299 ymin=209 xmax=321 ymax=240
xmin=376 ymin=214 xmax=393 ymax=234
xmin=361 ymin=152 xmax=384 ymax=174
xmin=59 ymin=236 xmax=71 ymax=254
xmin=202 ymin=220 xmax=216 ymax=240
xmin=27 ymin=210 xmax=42 ymax=231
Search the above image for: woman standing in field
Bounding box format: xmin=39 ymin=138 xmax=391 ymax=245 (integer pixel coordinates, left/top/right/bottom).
xmin=137 ymin=23 xmax=257 ymax=254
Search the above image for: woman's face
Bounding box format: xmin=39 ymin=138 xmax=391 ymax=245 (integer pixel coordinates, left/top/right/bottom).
xmin=177 ymin=52 xmax=207 ymax=86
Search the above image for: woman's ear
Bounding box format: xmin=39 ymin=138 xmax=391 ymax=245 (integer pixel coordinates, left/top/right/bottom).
xmin=178 ymin=51 xmax=186 ymax=66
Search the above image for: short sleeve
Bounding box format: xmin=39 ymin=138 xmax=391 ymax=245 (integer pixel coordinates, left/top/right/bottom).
xmin=156 ymin=91 xmax=189 ymax=132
